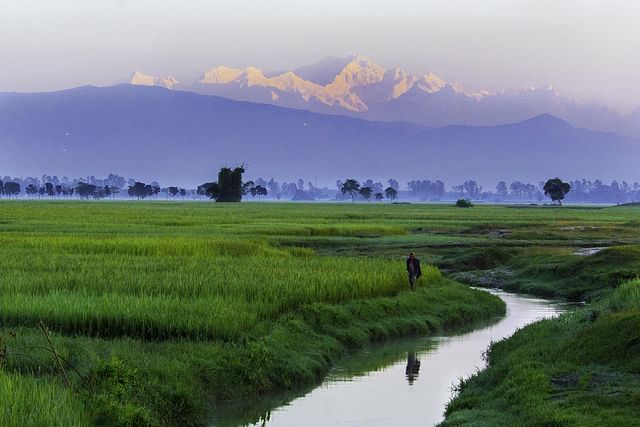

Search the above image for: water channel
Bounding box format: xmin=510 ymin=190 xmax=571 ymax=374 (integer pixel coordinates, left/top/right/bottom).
xmin=211 ymin=289 xmax=574 ymax=427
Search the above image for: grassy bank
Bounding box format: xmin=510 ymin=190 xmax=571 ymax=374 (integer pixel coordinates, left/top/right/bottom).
xmin=453 ymin=245 xmax=640 ymax=301
xmin=441 ymin=279 xmax=640 ymax=426
xmin=0 ymin=201 xmax=508 ymax=426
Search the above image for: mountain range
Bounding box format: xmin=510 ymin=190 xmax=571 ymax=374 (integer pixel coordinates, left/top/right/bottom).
xmin=1 ymin=85 xmax=638 ymax=187
xmin=128 ymin=54 xmax=640 ymax=138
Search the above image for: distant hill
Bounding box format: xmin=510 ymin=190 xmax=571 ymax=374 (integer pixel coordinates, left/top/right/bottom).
xmin=0 ymin=85 xmax=638 ymax=187
xmin=127 ymin=54 xmax=640 ymax=138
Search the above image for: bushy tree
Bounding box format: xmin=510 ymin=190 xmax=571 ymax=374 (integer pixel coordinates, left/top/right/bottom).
xmin=217 ymin=166 xmax=245 ymax=202
xmin=4 ymin=182 xmax=20 ymax=197
xmin=374 ymin=192 xmax=384 ymax=201
xmin=127 ymin=182 xmax=153 ymax=199
xmin=26 ymin=184 xmax=38 ymax=197
xmin=341 ymin=179 xmax=360 ymax=202
xmin=252 ymin=185 xmax=267 ymax=199
xmin=45 ymin=182 xmax=55 ymax=197
xmin=198 ymin=182 xmax=219 ymax=200
xmin=359 ymin=186 xmax=373 ymax=201
xmin=543 ymin=178 xmax=571 ymax=205
xmin=242 ymin=180 xmax=255 ymax=196
xmin=76 ymin=182 xmax=98 ymax=199
xmin=384 ymin=187 xmax=398 ymax=202
xmin=168 ymin=187 xmax=179 ymax=198
xmin=199 ymin=165 xmax=246 ymax=202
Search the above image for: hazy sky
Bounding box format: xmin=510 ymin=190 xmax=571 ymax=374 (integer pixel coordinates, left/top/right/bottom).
xmin=1 ymin=0 xmax=639 ymax=111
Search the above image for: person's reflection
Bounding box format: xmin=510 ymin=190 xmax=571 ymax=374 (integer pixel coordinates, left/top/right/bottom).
xmin=405 ymin=351 xmax=421 ymax=385
xmin=259 ymin=410 xmax=271 ymax=427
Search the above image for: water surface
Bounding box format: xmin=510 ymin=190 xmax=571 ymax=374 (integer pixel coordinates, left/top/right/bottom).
xmin=212 ymin=289 xmax=572 ymax=427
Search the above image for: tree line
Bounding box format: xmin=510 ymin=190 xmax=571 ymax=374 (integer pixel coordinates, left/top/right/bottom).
xmin=1 ymin=171 xmax=637 ymax=204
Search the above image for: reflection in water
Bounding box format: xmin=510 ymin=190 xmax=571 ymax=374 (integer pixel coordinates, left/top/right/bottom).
xmin=210 ymin=289 xmax=573 ymax=427
xmin=405 ymin=351 xmax=421 ymax=385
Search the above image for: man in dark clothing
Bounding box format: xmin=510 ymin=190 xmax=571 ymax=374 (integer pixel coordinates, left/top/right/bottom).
xmin=406 ymin=252 xmax=422 ymax=290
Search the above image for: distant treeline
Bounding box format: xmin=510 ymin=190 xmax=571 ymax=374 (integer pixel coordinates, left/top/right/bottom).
xmin=0 ymin=174 xmax=638 ymax=204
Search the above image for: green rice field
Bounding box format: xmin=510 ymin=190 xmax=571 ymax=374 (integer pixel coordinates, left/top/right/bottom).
xmin=0 ymin=200 xmax=638 ymax=426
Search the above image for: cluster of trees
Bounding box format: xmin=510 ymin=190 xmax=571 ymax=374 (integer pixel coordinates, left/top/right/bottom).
xmin=339 ymin=179 xmax=398 ymax=202
xmin=0 ymin=174 xmax=191 ymax=200
xmin=2 ymin=170 xmax=638 ymax=205
xmin=128 ymin=182 xmax=160 ymax=199
xmin=564 ymin=179 xmax=640 ymax=204
xmin=0 ymin=180 xmax=21 ymax=197
xmin=407 ymin=180 xmax=446 ymax=200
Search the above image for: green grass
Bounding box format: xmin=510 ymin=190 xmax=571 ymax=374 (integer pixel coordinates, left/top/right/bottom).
xmin=0 ymin=234 xmax=411 ymax=340
xmin=0 ymin=372 xmax=87 ymax=427
xmin=454 ymin=245 xmax=640 ymax=301
xmin=0 ymin=201 xmax=511 ymax=426
xmin=1 ymin=201 xmax=639 ymax=426
xmin=507 ymin=245 xmax=640 ymax=300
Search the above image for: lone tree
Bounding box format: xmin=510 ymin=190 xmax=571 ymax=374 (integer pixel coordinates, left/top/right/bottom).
xmin=543 ymin=178 xmax=571 ymax=205
xmin=217 ymin=165 xmax=245 ymax=202
xmin=341 ymin=179 xmax=360 ymax=202
xmin=200 ymin=165 xmax=246 ymax=202
xmin=384 ymin=186 xmax=398 ymax=202
xmin=359 ymin=186 xmax=373 ymax=202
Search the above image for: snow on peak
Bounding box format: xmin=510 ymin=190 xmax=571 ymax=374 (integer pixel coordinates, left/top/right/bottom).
xmin=159 ymin=76 xmax=179 ymax=89
xmin=130 ymin=71 xmax=157 ymax=86
xmin=243 ymin=66 xmax=267 ymax=85
xmin=187 ymin=55 xmax=575 ymax=112
xmin=417 ymin=73 xmax=446 ymax=93
xmin=332 ymin=55 xmax=385 ymax=88
xmin=200 ymin=66 xmax=244 ymax=84
xmin=130 ymin=72 xmax=178 ymax=89
xmin=390 ymin=68 xmax=417 ymax=99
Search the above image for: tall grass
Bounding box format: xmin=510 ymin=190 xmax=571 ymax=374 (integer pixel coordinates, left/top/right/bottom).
xmin=0 ymin=236 xmax=407 ymax=339
xmin=604 ymin=278 xmax=640 ymax=311
xmin=1 ymin=201 xmax=638 ymax=340
xmin=0 ymin=204 xmax=417 ymax=340
xmin=0 ymin=372 xmax=88 ymax=427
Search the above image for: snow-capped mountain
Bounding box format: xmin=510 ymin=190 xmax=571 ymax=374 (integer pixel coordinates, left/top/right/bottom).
xmin=129 ymin=71 xmax=179 ymax=89
xmin=127 ymin=55 xmax=639 ymax=137
xmin=187 ymin=54 xmax=485 ymax=113
xmin=2 ymin=85 xmax=638 ymax=186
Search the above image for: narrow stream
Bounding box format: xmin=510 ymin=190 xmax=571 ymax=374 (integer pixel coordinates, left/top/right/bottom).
xmin=211 ymin=289 xmax=574 ymax=427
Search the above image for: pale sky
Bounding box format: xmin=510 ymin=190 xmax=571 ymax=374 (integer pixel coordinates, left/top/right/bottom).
xmin=1 ymin=0 xmax=639 ymax=111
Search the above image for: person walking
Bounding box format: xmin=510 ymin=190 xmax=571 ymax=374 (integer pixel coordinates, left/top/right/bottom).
xmin=406 ymin=252 xmax=422 ymax=290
